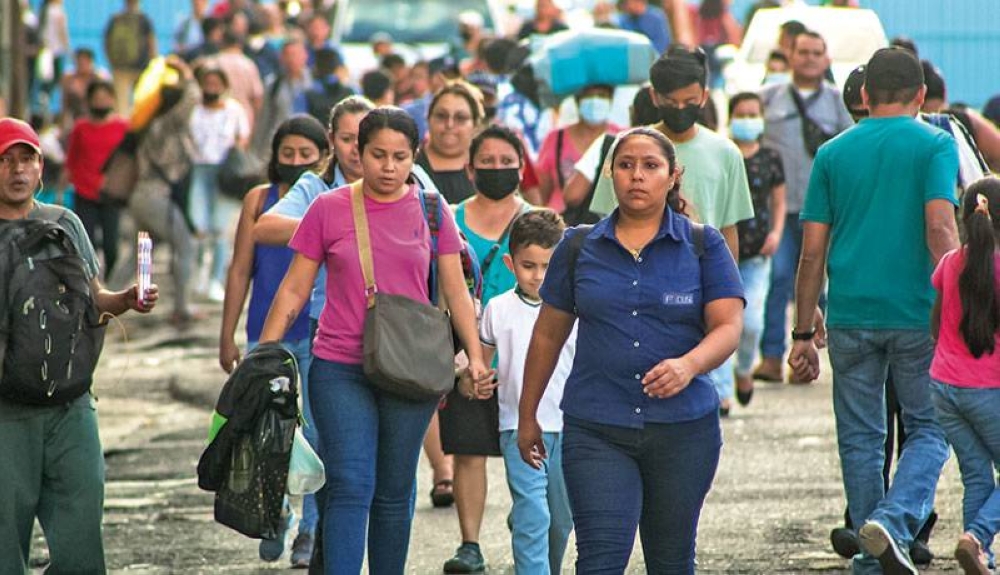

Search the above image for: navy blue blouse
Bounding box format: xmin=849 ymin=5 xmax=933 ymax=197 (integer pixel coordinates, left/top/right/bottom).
xmin=540 ymin=208 xmax=745 ymax=428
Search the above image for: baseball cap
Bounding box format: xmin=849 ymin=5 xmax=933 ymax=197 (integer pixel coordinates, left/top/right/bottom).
xmin=842 ymin=65 xmax=866 ymax=110
xmin=0 ymin=118 xmax=42 ymax=157
xmin=864 ymin=47 xmax=924 ymax=93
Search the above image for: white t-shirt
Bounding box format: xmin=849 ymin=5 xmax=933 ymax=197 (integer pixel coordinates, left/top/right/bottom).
xmin=573 ymin=133 xmax=607 ymax=184
xmin=480 ymin=289 xmax=577 ymax=433
xmin=189 ymin=99 xmax=250 ymax=165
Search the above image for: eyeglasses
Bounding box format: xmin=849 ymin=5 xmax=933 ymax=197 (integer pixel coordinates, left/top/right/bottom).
xmin=431 ymin=111 xmax=473 ymax=126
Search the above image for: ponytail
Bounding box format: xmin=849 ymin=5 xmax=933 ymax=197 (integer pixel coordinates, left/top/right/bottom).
xmin=958 ymin=179 xmax=1000 ymax=358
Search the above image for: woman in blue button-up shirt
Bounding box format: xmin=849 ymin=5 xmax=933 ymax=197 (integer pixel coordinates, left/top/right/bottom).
xmin=517 ymin=127 xmax=745 ymax=574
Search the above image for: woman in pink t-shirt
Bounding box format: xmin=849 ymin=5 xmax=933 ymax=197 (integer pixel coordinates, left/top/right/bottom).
xmin=260 ymin=107 xmax=490 ymax=572
xmin=929 ymin=177 xmax=1000 ymax=574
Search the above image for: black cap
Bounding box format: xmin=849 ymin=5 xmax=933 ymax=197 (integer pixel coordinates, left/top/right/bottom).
xmin=843 ymin=64 xmax=866 ymax=110
xmin=428 ymin=55 xmax=459 ymax=78
xmin=864 ymin=47 xmax=924 ymax=92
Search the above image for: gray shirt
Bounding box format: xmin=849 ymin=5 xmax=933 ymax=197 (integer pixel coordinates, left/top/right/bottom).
xmin=759 ymin=82 xmax=853 ymax=213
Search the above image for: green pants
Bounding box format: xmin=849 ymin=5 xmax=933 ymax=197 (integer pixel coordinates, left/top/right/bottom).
xmin=0 ymin=395 xmax=106 ymax=575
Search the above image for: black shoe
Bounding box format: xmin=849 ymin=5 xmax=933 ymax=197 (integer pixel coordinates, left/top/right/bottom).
xmin=909 ymin=538 xmax=934 ymax=567
xmin=831 ymin=527 xmax=861 ymax=559
xmin=719 ymin=405 xmax=731 ymax=418
xmin=736 ymin=387 xmax=754 ymax=406
xmin=443 ymin=542 xmax=485 ymax=574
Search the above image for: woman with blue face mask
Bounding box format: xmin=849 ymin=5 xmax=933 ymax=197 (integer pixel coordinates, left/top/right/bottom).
xmin=728 ymin=92 xmax=787 ymax=407
xmin=536 ymin=84 xmax=621 ymax=214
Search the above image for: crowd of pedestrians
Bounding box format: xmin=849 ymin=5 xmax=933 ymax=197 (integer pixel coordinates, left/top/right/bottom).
xmin=3 ymin=0 xmax=1000 ymax=574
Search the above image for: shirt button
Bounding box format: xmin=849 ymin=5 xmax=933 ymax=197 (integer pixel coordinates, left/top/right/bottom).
xmin=634 ymin=373 xmax=641 ymax=380
xmin=637 ymin=257 xmax=643 ymax=263
xmin=635 ymin=407 xmax=642 ymax=414
xmin=633 ymin=341 xmax=640 ymax=348
xmin=632 ymin=310 xmax=638 ymax=316
xmin=632 ymin=280 xmax=638 ymax=286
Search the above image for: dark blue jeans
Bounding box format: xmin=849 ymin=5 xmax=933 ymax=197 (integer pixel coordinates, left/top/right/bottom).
xmin=761 ymin=212 xmax=803 ymax=359
xmin=309 ymin=359 xmax=438 ymax=575
xmin=562 ymin=413 xmax=722 ymax=575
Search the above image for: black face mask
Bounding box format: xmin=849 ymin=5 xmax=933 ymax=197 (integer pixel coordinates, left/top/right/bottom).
xmin=89 ymin=107 xmax=113 ymax=120
xmin=460 ymin=29 xmax=473 ymax=42
xmin=275 ymin=163 xmax=313 ymax=185
xmin=659 ymin=105 xmax=700 ymax=133
xmin=474 ymin=168 xmax=520 ymax=200
xmin=203 ymin=92 xmax=222 ymax=105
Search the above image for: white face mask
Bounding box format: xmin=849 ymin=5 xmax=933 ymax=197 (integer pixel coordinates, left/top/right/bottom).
xmin=763 ymin=72 xmax=792 ymax=86
xmin=578 ymin=97 xmax=612 ymax=125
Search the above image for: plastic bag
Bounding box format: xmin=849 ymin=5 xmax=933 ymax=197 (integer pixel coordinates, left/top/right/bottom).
xmin=287 ymin=427 xmax=325 ymax=495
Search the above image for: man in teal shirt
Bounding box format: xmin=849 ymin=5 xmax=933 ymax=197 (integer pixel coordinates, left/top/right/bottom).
xmin=789 ymin=48 xmax=959 ymax=575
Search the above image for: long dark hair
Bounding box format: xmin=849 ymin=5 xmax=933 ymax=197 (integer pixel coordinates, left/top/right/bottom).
xmin=357 ymin=107 xmax=420 ymax=155
xmin=609 ymin=127 xmax=688 ymax=217
xmin=958 ymin=176 xmax=1000 ymax=358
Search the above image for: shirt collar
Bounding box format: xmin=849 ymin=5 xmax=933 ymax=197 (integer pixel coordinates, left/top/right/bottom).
xmin=591 ymin=206 xmax=684 ymax=243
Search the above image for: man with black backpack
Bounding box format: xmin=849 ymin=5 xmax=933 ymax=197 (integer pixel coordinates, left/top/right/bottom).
xmin=0 ymin=118 xmax=159 ymax=574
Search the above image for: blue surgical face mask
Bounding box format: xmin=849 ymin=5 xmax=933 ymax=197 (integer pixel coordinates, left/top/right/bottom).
xmin=730 ymin=117 xmax=765 ymax=141
xmin=578 ymin=97 xmax=612 ymax=125
xmin=763 ymin=72 xmax=792 ymax=86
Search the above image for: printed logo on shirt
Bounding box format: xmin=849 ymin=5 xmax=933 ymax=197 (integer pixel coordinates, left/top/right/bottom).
xmin=662 ymin=292 xmax=695 ymax=306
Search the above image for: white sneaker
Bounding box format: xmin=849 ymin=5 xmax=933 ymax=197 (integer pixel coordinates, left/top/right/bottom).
xmin=859 ymin=521 xmax=917 ymax=575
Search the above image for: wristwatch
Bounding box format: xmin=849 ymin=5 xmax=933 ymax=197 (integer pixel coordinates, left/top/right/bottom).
xmin=791 ymin=329 xmax=817 ymax=341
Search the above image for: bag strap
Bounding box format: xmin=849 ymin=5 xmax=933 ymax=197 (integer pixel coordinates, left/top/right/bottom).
xmin=691 ymin=222 xmax=705 ymax=258
xmin=349 ymin=181 xmax=377 ymax=309
xmin=555 ymin=128 xmax=566 ymax=190
xmin=481 ymin=203 xmax=530 ymax=278
xmin=418 ymin=189 xmax=442 ymax=305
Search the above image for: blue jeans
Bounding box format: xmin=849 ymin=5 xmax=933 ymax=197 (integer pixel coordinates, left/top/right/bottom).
xmin=309 ymin=359 xmax=438 ymax=574
xmin=249 ymin=338 xmax=318 ymax=535
xmin=188 ymin=163 xmax=240 ymax=285
xmin=562 ymin=414 xmax=721 ymax=575
xmin=931 ymin=381 xmax=1000 ymax=559
xmin=827 ymin=329 xmax=948 ymax=575
xmin=499 ymin=430 xmax=573 ymax=575
xmin=736 ymin=256 xmax=772 ymax=376
xmin=760 ymin=213 xmax=803 ymax=359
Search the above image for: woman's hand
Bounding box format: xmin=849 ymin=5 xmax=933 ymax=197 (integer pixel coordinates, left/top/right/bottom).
xmin=642 ymin=356 xmax=698 ymax=399
xmin=760 ymin=230 xmax=781 ymax=256
xmin=219 ymin=339 xmax=241 ymax=374
xmin=517 ymin=418 xmax=547 ymax=470
xmin=788 ymin=340 xmax=820 ymax=382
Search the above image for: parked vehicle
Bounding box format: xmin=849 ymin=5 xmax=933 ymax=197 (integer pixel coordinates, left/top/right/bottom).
xmin=719 ymin=6 xmax=888 ymax=94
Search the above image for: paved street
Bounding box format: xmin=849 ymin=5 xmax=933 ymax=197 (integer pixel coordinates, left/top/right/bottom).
xmin=26 ymin=270 xmax=969 ymax=574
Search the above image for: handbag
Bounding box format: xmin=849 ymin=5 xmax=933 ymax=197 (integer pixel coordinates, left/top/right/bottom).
xmin=217 ymin=147 xmax=265 ymax=201
xmin=351 ymin=182 xmax=455 ymax=402
xmin=789 ymin=86 xmax=836 ymax=158
xmin=100 ymin=131 xmax=140 ymax=205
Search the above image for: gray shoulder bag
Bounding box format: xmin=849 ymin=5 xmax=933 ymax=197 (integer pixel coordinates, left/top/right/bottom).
xmin=351 ymin=182 xmax=455 ymax=401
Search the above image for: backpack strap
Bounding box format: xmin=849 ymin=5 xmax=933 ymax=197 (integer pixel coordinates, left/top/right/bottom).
xmin=418 ymin=189 xmax=443 ymax=305
xmin=691 ymin=222 xmax=705 ymax=258
xmin=480 ymin=204 xmax=530 ymax=279
xmin=566 ymin=224 xmax=594 ymax=313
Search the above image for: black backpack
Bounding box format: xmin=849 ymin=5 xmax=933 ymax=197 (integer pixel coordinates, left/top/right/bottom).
xmin=0 ymin=208 xmax=105 ymax=405
xmin=198 ymin=342 xmax=300 ymax=539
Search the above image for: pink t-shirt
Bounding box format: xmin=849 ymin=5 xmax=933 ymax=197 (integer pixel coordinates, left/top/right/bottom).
xmin=290 ymin=185 xmax=462 ymax=364
xmin=536 ymin=125 xmax=620 ymax=214
xmin=930 ymin=248 xmax=1000 ymax=387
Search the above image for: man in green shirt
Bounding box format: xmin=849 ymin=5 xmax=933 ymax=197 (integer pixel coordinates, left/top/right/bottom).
xmin=789 ymin=48 xmax=959 ymax=575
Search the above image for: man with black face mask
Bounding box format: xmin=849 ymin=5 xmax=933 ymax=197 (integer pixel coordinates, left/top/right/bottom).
xmin=589 ymin=44 xmax=753 ymax=416
xmin=65 ymin=79 xmax=129 ymax=277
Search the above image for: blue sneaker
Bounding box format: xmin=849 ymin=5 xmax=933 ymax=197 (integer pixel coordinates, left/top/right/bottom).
xmin=259 ymin=510 xmax=296 ymax=562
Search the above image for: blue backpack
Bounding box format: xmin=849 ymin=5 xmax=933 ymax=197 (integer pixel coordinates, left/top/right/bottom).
xmin=419 ymin=190 xmax=483 ymax=307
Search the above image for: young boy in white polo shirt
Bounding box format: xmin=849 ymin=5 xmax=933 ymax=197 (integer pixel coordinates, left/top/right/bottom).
xmin=460 ymin=209 xmax=576 ymax=575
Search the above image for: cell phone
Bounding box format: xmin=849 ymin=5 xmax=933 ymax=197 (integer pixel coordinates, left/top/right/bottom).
xmin=137 ymin=231 xmax=152 ymax=305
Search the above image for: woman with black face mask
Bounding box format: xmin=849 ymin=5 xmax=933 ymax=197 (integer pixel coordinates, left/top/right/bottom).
xmin=218 ymin=113 xmax=328 ymax=565
xmin=437 ymin=123 xmax=533 ymax=575
xmin=188 ymin=66 xmax=252 ymax=302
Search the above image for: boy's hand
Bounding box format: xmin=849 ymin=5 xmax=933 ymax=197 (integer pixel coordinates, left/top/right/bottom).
xmin=457 ymin=368 xmax=497 ymax=400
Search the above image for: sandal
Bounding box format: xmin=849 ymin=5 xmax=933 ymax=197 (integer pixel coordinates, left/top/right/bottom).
xmin=430 ymin=479 xmax=454 ymax=508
